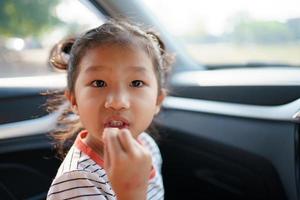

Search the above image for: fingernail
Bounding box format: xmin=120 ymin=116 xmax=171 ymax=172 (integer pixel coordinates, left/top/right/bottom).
xmin=121 ymin=129 xmax=129 ymax=136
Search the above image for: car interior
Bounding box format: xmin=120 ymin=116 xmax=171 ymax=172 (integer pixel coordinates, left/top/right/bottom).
xmin=1 ymin=0 xmax=300 ymax=200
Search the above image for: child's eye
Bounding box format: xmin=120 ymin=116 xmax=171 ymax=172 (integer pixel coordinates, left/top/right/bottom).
xmin=130 ymin=80 xmax=144 ymax=88
xmin=91 ymin=80 xmax=107 ymax=88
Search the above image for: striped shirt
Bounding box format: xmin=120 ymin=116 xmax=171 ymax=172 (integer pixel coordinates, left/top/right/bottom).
xmin=47 ymin=130 xmax=164 ymax=200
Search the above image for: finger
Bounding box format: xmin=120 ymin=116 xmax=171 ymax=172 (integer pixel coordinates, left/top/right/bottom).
xmin=104 ymin=128 xmax=124 ymax=162
xmin=131 ymin=135 xmax=145 ymax=149
xmin=131 ymin=138 xmax=153 ymax=160
xmin=117 ymin=129 xmax=135 ymax=153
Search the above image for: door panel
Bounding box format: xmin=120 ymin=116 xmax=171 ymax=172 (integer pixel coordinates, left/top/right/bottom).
xmin=0 ymin=133 xmax=61 ymax=199
xmin=0 ymin=88 xmax=48 ymax=124
xmin=156 ymin=108 xmax=296 ymax=199
xmin=157 ymin=67 xmax=300 ymax=199
xmin=170 ymin=85 xmax=300 ymax=106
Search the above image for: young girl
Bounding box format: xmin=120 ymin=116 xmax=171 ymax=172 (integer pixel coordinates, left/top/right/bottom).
xmin=46 ymin=20 xmax=173 ymax=200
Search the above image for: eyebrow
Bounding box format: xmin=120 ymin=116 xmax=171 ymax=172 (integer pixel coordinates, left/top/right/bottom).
xmin=84 ymin=65 xmax=107 ymax=74
xmin=84 ymin=65 xmax=149 ymax=74
xmin=129 ymin=66 xmax=149 ymax=73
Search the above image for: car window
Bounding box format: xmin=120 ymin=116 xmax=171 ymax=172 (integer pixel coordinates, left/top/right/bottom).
xmin=0 ymin=0 xmax=104 ymax=78
xmin=142 ymin=0 xmax=300 ymax=67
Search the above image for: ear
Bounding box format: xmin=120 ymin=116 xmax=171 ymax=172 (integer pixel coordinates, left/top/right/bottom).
xmin=155 ymin=89 xmax=166 ymax=115
xmin=64 ymin=90 xmax=78 ymax=114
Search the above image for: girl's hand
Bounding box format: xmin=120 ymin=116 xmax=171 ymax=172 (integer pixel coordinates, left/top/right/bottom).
xmin=102 ymin=128 xmax=152 ymax=200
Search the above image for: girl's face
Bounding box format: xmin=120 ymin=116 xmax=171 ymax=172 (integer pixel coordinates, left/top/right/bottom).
xmin=66 ymin=45 xmax=165 ymax=154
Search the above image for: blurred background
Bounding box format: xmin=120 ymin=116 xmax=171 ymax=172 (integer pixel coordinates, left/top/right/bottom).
xmin=145 ymin=0 xmax=300 ymax=66
xmin=0 ymin=0 xmax=102 ymax=77
xmin=0 ymin=0 xmax=299 ymax=77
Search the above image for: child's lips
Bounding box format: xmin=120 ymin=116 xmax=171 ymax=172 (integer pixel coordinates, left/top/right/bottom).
xmin=104 ymin=117 xmax=130 ymax=129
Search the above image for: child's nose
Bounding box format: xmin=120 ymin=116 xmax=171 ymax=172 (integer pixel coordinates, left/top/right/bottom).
xmin=104 ymin=90 xmax=130 ymax=111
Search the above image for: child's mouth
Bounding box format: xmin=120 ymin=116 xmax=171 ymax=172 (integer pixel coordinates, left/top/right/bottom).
xmin=104 ymin=119 xmax=129 ymax=129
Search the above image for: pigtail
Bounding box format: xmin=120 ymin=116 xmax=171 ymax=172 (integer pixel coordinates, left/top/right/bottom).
xmin=49 ymin=37 xmax=75 ymax=71
xmin=145 ymin=30 xmax=175 ymax=94
xmin=146 ymin=31 xmax=165 ymax=54
xmin=146 ymin=31 xmax=175 ymax=74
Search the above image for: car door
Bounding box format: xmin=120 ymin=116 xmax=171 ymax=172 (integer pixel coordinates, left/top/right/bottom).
xmin=157 ymin=68 xmax=300 ymax=200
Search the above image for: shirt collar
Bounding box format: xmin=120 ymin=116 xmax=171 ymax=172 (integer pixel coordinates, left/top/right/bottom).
xmin=75 ymin=130 xmax=156 ymax=180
